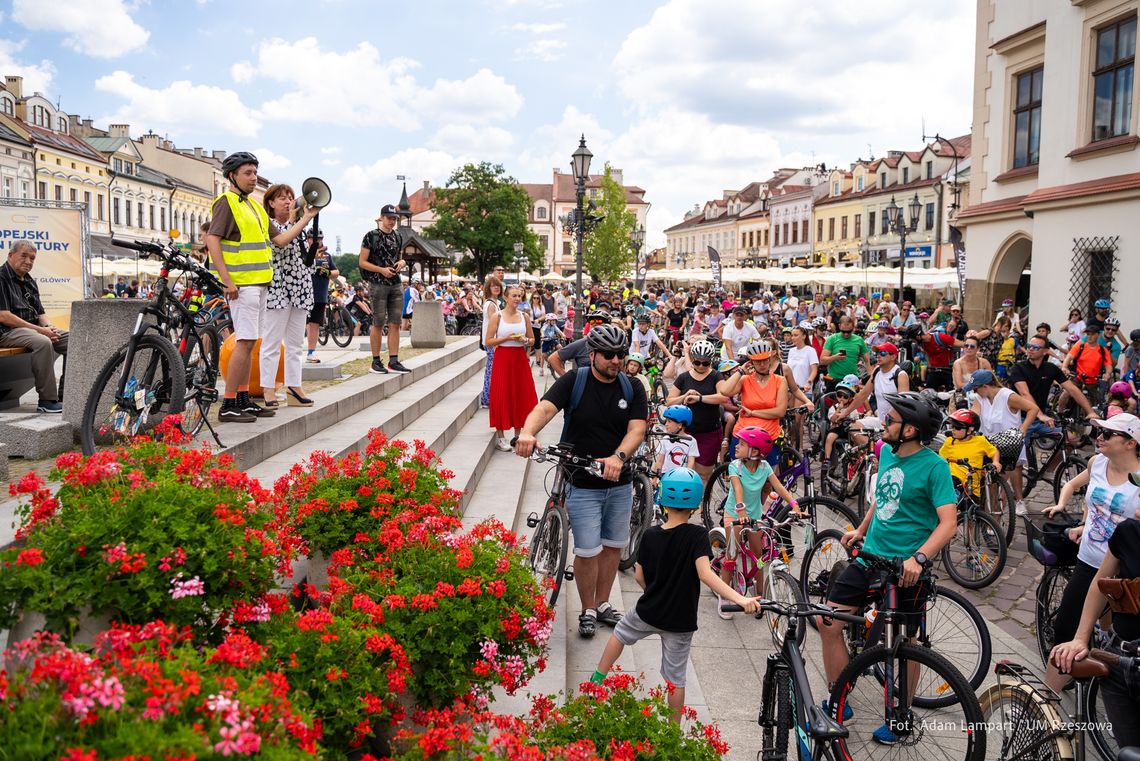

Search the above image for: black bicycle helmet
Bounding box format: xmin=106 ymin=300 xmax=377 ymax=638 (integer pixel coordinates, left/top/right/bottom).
xmin=883 ymin=391 xmax=944 ymax=442
xmin=1132 ymin=329 xmax=1140 ymax=342
xmin=221 ymin=151 xmax=259 ymax=178
xmin=586 ymin=323 xmax=629 ymax=353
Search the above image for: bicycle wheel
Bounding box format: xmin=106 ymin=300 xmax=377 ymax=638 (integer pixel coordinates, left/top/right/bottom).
xmin=651 ymin=379 xmax=668 ymax=409
xmin=527 ymin=501 xmax=569 ymax=607
xmin=941 ymin=509 xmax=1007 ymax=590
xmin=81 ymin=334 xmax=186 ymax=456
xmin=829 ymin=643 xmax=985 ymax=761
xmin=700 ymin=463 xmax=731 ymax=530
xmin=180 ymin=327 xmax=219 ymax=439
xmin=799 ymin=528 xmax=850 ymax=606
xmin=1051 ymin=456 xmax=1088 ymax=520
xmin=912 ymin=586 xmax=992 ymax=706
xmin=824 ymin=441 xmax=848 ymax=499
xmin=763 ymin=568 xmax=807 ymax=649
xmin=318 ymin=320 xmax=331 ymax=346
xmin=1034 ymin=565 xmax=1072 ymax=666
xmin=619 ymin=474 xmax=653 ymax=571
xmin=331 ymin=308 xmax=354 ymax=348
xmin=977 ymin=681 xmax=1072 ymax=761
xmin=762 ymin=667 xmax=793 ymax=761
xmin=1086 ymin=676 xmax=1120 ymax=761
xmin=982 ymin=472 xmax=1017 ymax=547
xmin=461 ymin=321 xmax=483 ymax=336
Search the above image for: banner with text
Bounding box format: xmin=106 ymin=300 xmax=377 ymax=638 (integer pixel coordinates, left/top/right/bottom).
xmin=707 ymin=245 xmax=722 ymax=289
xmin=0 ymin=204 xmax=85 ymax=329
xmin=949 ymin=226 xmax=966 ymax=298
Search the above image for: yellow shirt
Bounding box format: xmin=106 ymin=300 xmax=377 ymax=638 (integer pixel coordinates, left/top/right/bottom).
xmin=939 ymin=435 xmax=999 ymax=495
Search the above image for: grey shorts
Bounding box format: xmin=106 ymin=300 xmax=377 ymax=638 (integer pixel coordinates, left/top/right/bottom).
xmin=369 ymin=282 xmax=403 ymax=326
xmin=612 ymin=605 xmax=693 ymax=687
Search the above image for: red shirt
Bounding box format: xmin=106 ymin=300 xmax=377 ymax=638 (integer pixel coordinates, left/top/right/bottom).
xmin=924 ymin=336 xmax=953 ymax=368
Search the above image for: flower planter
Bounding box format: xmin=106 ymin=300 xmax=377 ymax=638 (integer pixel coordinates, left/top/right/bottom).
xmin=5 ymin=607 xmax=112 ymax=652
xmin=287 ymin=550 xmax=329 ymax=589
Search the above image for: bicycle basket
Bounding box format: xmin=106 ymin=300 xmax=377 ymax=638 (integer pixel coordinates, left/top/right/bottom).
xmin=987 ymin=427 xmax=1025 ymax=471
xmin=1023 ymin=514 xmax=1080 ymax=567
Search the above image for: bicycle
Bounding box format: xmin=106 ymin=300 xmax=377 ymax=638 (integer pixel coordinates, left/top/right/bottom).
xmin=720 ymin=598 xmax=863 ymax=761
xmin=1022 ymin=411 xmax=1093 ymax=507
xmin=521 ymin=441 xmax=606 ymax=607
xmin=319 ymin=303 xmax=356 ymax=347
xmin=979 ymin=649 xmax=1130 ymax=761
xmin=823 ymin=416 xmax=884 ymax=520
xmin=823 ymin=552 xmax=987 ymax=760
xmin=799 ymin=539 xmax=993 ymax=706
xmin=617 ymin=441 xmax=656 ymax=572
xmin=941 ymin=458 xmax=1009 ymax=589
xmin=709 ymin=514 xmax=808 ymax=647
xmin=1023 ymin=513 xmax=1081 ymax=666
xmin=81 ymin=239 xmax=225 ymax=455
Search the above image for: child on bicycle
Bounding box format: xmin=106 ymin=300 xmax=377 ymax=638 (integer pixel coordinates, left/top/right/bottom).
xmin=717 ymin=426 xmax=802 ymax=619
xmin=626 ymin=352 xmax=652 ymax=397
xmin=1106 ymin=381 xmax=1135 ymax=416
xmin=823 ymin=376 xmax=866 ymax=465
xmin=937 ymin=408 xmax=1001 ymax=495
xmin=654 ymin=404 xmax=698 ymax=474
xmin=537 ymin=313 xmax=564 ymax=378
xmin=591 ymin=467 xmax=760 ymax=720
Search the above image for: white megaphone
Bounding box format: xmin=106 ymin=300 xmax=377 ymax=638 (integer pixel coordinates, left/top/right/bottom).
xmin=298 ymin=176 xmax=332 ymax=209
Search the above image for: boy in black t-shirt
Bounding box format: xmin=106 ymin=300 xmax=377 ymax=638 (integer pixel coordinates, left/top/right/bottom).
xmin=590 ymin=467 xmax=759 ymax=720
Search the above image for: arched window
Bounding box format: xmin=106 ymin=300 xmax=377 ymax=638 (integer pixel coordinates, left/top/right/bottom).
xmin=536 ymin=205 xmax=547 ymax=220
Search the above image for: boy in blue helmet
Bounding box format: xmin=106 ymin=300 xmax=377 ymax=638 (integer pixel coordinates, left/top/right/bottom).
xmin=591 ymin=467 xmax=760 ymax=720
xmin=654 ymin=404 xmax=699 ymax=474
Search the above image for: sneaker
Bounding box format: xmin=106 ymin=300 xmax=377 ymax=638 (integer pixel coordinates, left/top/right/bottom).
xmin=717 ymin=596 xmax=734 ymax=620
xmin=821 ymin=699 xmax=854 ymax=721
xmin=538 ymin=367 xmax=544 ymax=376
xmin=237 ymin=392 xmax=274 ymax=418
xmin=1015 ymin=500 xmax=1028 ymax=517
xmin=495 ymin=437 xmax=512 ymax=452
xmin=218 ymin=404 xmax=255 ymax=423
xmin=370 ymin=358 xmax=388 ymax=374
xmin=388 ymin=360 xmax=411 ymax=373
xmin=596 ymin=603 xmax=622 ymax=627
xmin=36 ymin=399 xmax=63 ymax=414
xmin=872 ymin=723 xmax=900 ymax=745
xmin=578 ymin=610 xmax=597 ymax=638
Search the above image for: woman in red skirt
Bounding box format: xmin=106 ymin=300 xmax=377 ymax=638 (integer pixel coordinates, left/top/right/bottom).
xmin=486 ymin=284 xmax=539 ymax=451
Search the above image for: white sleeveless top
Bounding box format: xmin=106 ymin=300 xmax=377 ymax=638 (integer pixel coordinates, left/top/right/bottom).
xmin=1078 ymin=454 xmax=1140 ymax=567
xmin=978 ymin=387 xmax=1022 ymax=436
xmin=496 ymin=310 xmax=527 ymax=347
xmin=873 ymin=365 xmax=901 ymax=421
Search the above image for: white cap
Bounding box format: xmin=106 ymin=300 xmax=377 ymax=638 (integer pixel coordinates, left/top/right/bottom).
xmin=1092 ymin=413 xmax=1140 ymax=444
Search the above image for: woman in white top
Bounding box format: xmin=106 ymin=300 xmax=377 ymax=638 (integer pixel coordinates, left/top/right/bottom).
xmin=966 ymin=368 xmax=1038 ymax=510
xmin=1043 ymin=413 xmax=1140 ymax=692
xmin=785 ymin=326 xmax=819 ymax=397
xmin=485 ymin=284 xmax=538 ymax=451
xmin=480 ymin=276 xmax=504 ymax=408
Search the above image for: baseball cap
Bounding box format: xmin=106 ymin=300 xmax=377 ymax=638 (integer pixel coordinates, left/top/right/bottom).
xmin=877 ymin=342 xmax=898 ymax=355
xmin=1001 ymin=298 xmax=1014 ymax=307
xmin=1092 ymin=413 xmax=1140 ymax=444
xmin=962 ymin=369 xmax=996 ymax=392
xmin=377 ymin=203 xmax=399 ymax=219
xmin=1085 ymin=321 xmax=1104 ymax=334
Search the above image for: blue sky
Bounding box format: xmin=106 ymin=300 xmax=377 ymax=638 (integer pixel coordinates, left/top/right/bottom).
xmin=0 ymin=0 xmax=976 ymax=251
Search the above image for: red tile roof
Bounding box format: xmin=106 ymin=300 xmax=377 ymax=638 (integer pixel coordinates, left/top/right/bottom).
xmin=23 ymin=122 xmax=105 ymax=163
xmin=1025 ymin=171 xmax=1140 ymax=205
xmin=955 ymin=194 xmax=1029 ymax=220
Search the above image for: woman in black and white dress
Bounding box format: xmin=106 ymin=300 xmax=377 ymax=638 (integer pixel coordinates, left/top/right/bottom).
xmin=261 ymin=183 xmax=319 ymax=407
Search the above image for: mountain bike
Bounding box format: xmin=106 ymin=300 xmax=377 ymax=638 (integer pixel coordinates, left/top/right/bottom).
xmin=799 ymin=540 xmax=992 ymax=706
xmin=80 ymin=239 xmax=225 ymax=455
xmin=1023 ymin=512 xmax=1082 ymax=665
xmin=319 ymin=303 xmax=355 ymax=347
xmin=1022 ymin=411 xmax=1092 ymax=506
xmin=941 ymin=458 xmax=1009 ymax=589
xmin=521 ymin=441 xmax=605 ymax=607
xmin=823 ymin=416 xmax=884 ymax=520
xmin=710 ymin=514 xmax=808 ymax=648
xmin=617 ymin=440 xmax=656 ymax=572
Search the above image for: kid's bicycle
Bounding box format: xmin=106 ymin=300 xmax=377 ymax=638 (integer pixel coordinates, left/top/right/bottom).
xmin=942 ymin=458 xmax=1009 ymax=589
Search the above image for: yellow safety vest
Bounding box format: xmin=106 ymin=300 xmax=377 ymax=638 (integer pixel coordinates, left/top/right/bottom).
xmin=215 ymin=191 xmax=272 ymax=285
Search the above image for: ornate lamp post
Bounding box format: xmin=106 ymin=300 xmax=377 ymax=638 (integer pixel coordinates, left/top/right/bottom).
xmin=885 ymin=192 xmax=922 ymax=299
xmin=674 ymin=251 xmax=689 ymax=269
xmin=569 ymin=135 xmax=593 ymax=333
xmin=630 ymin=224 xmax=645 ymax=288
xmin=512 ymin=241 xmax=526 ymax=285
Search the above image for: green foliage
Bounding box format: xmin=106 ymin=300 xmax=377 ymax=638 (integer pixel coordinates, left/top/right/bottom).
xmin=332 ymin=252 xmax=360 ymax=283
xmin=581 ymin=163 xmax=638 ymax=285
xmin=423 ymin=162 xmax=538 ymax=280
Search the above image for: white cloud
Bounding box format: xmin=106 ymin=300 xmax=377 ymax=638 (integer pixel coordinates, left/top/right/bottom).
xmin=252 ymin=147 xmax=290 ymax=171
xmin=339 ymin=148 xmax=460 ymax=195
xmin=321 ymin=158 xmax=342 ymax=167
xmin=514 ymin=39 xmax=566 ymax=62
xmin=427 ymin=124 xmax=514 ymax=158
xmin=416 ymin=68 xmax=523 ymax=124
xmin=510 ymin=22 xmax=565 ymax=34
xmin=320 ymin=146 xmax=342 ymax=156
xmin=95 ymin=71 xmax=261 ymax=138
xmin=515 ymin=106 xmax=614 ymax=179
xmin=0 ymin=40 xmax=55 ymax=94
xmin=11 ymin=0 xmax=149 ymax=58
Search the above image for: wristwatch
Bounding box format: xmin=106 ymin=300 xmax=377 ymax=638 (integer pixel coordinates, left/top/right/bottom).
xmin=614 ymin=450 xmax=628 ymax=462
xmin=912 ymin=551 xmax=929 ymax=568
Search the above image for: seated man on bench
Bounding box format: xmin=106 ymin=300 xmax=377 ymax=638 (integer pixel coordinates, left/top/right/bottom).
xmin=0 ymin=242 xmax=68 ymax=413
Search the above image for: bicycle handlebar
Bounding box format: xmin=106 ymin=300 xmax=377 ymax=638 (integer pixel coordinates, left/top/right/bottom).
xmin=952 ymin=458 xmax=1000 ymax=473
xmin=111 ymin=238 xmax=225 ymax=293
xmin=111 ymin=238 xmax=164 ymax=255
xmin=720 ymin=600 xmax=866 ymax=625
xmin=510 ymin=438 xmax=605 ymax=475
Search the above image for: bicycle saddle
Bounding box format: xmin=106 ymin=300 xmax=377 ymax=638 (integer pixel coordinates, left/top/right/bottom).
xmin=807 ymin=703 xmax=849 ymax=740
xmin=1067 ymin=652 xmax=1111 ymax=680
xmin=1118 ymin=747 xmax=1140 ymax=761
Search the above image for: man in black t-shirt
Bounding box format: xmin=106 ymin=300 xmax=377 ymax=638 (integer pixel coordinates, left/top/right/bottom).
xmin=359 ymin=204 xmax=409 ymax=374
xmin=1009 ymin=335 xmax=1099 ymax=439
xmin=515 ymin=325 xmax=648 ymax=639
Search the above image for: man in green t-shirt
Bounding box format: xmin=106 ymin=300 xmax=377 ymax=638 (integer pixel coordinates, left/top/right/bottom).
xmin=820 ymin=315 xmax=870 ymax=392
xmin=817 ymin=391 xmax=957 ymax=743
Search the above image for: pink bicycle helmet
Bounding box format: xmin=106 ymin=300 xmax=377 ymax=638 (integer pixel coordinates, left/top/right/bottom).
xmin=1109 ymin=381 xmax=1133 ymax=399
xmin=736 ymin=426 xmax=774 ymax=456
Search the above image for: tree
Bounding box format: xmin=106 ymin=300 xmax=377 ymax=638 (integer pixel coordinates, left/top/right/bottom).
xmin=423 ymin=162 xmax=540 ymax=281
xmin=332 ymin=252 xmax=360 ymax=283
xmin=581 ymin=163 xmax=637 ymax=285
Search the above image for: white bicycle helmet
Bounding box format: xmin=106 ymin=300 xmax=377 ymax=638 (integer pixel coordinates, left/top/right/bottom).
xmin=689 ymin=339 xmax=717 ymax=361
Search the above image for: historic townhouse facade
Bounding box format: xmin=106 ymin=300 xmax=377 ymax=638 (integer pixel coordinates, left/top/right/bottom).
xmin=957 ymin=0 xmax=1139 ymax=331
xmin=768 ymin=183 xmax=826 ymax=267
xmin=0 ymin=120 xmax=34 ymax=201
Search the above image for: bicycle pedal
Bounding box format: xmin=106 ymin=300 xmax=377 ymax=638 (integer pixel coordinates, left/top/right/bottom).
xmin=564 ymin=567 xmax=574 ymax=581
xmin=525 ymin=512 xmax=539 ymax=528
xmin=199 ymin=388 xmax=219 ymax=403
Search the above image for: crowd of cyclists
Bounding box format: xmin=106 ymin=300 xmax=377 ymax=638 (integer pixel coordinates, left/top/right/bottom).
xmin=509 ymin=279 xmax=1140 ymax=754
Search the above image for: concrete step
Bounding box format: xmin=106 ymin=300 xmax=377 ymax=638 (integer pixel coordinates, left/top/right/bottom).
xmin=392 ymin=371 xmax=484 ymax=461
xmin=301 ymin=345 xmax=378 ymax=382
xmin=0 ymin=413 xmax=73 ymax=459
xmin=216 ymin=337 xmax=480 ymax=473
xmin=245 ymin=348 xmax=484 ymax=487
xmin=435 ymin=406 xmax=497 ymax=518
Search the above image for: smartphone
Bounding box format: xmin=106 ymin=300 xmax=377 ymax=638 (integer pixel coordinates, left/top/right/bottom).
xmin=841 ymin=348 xmax=849 ymax=356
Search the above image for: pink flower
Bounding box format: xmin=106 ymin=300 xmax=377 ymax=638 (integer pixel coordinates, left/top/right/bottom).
xmin=479 ymin=639 xmax=499 ymax=661
xmin=83 ymin=675 xmax=125 ymax=710
xmin=170 ymin=573 xmax=205 ymax=599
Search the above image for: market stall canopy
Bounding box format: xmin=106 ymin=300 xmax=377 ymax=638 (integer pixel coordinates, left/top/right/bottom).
xmin=639 ymin=266 xmax=961 ymax=291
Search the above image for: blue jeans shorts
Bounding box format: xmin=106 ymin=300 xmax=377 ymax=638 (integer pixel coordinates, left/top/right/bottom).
xmin=564 ymin=482 xmax=632 ymax=558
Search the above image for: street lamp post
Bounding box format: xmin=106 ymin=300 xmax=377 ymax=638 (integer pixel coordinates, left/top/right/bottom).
xmin=512 ymin=241 xmax=526 ymax=285
xmin=630 ymin=224 xmax=645 ymax=289
xmin=570 ymin=135 xmax=593 ymax=334
xmin=885 ymin=192 xmax=922 ymax=299
xmin=674 ymin=251 xmax=689 ymax=269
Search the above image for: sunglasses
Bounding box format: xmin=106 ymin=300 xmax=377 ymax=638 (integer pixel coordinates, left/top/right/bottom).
xmin=964 ymin=344 xmax=978 ymax=349
xmin=597 ymin=350 xmax=626 ymax=361
xmin=885 ymin=416 xmax=904 ymax=427
xmin=1105 ymin=327 xmax=1118 ymax=332
xmin=691 ymin=360 xmax=712 ymax=368
xmin=1027 ymin=344 xmax=1045 ymax=350
xmin=1097 ymin=429 xmax=1130 ymax=441
xmin=875 ymin=351 xmax=893 ymax=357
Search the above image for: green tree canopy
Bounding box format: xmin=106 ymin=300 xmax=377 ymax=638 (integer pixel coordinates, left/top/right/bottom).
xmin=581 ymin=163 xmax=638 ymax=285
xmin=423 ymin=162 xmax=540 ymax=281
xmin=332 ymin=252 xmax=360 ymax=283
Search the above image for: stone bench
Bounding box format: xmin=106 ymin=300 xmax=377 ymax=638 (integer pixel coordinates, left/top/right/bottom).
xmin=411 ymin=301 xmax=445 ymax=348
xmin=0 ymin=347 xmax=33 ymax=411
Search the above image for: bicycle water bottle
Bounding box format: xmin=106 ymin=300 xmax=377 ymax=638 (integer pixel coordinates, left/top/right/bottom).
xmin=864 ymin=603 xmax=878 ymax=632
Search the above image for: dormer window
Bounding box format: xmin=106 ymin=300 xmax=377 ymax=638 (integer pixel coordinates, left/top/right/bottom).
xmin=536 ymin=205 xmax=547 ymax=220
xmin=832 ymin=181 xmax=840 ymax=195
xmin=856 ymin=176 xmax=864 ymax=191
xmin=880 ymin=172 xmax=887 ymax=187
